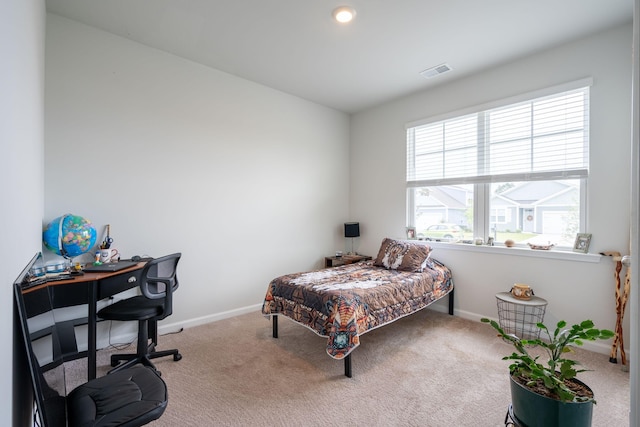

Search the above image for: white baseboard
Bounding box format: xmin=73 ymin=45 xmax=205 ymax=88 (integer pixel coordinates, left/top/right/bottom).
xmin=105 ymin=302 xmax=628 ymax=363
xmin=455 ymin=308 xmax=625 ymax=358
xmin=98 ymin=304 xmax=264 ymax=349
xmin=157 ymin=303 xmax=263 ymax=335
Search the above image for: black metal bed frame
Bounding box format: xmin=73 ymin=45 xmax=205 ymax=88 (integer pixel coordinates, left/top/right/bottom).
xmin=271 ymin=287 xmax=454 ymax=378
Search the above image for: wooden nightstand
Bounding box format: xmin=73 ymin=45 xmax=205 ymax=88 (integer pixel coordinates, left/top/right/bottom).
xmin=324 ymin=254 xmax=372 ymax=268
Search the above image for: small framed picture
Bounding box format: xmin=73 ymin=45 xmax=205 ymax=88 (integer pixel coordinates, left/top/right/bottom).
xmin=573 ymin=233 xmax=592 ymax=253
xmin=406 ymin=227 xmax=416 ymax=240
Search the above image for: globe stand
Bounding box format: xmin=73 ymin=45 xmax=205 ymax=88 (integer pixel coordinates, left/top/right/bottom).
xmin=59 ymin=254 xmax=77 ymax=274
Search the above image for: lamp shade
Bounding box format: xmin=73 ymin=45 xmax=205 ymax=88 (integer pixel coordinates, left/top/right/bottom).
xmin=344 ymin=222 xmax=360 ymax=238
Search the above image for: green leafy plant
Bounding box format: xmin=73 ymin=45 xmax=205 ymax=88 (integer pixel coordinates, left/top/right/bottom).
xmin=481 ymin=318 xmax=614 ymax=402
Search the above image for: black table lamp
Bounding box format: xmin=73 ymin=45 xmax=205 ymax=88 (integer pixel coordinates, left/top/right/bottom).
xmin=344 ymin=222 xmax=360 ymax=255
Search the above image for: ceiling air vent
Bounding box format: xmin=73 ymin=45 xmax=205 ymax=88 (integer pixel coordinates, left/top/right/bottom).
xmin=420 ymin=63 xmax=452 ymax=79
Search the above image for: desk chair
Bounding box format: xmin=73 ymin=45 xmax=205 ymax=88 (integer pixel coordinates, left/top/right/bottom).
xmin=14 ymin=275 xmax=168 ymax=427
xmin=98 ymin=253 xmax=182 ymax=373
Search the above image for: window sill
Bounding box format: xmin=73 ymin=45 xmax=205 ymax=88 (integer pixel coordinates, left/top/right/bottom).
xmin=423 ymin=241 xmax=602 ymax=263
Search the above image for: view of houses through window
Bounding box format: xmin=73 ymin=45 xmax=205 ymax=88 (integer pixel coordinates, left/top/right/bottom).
xmin=411 ymin=180 xmax=580 ymax=247
xmin=406 ymin=81 xmax=589 ymax=248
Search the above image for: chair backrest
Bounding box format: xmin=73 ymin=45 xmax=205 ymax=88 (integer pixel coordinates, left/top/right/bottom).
xmin=14 ymin=253 xmax=75 ymax=427
xmin=138 ymin=253 xmax=181 ymax=319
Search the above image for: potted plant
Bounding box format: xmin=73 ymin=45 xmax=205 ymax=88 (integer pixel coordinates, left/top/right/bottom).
xmin=481 ymin=318 xmax=614 ymax=427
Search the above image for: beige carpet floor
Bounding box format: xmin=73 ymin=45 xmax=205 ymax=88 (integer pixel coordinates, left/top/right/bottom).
xmin=82 ymin=310 xmax=629 ymax=426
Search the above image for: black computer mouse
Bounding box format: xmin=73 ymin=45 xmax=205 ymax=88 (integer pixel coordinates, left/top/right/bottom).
xmin=131 ymin=255 xmax=142 ymax=262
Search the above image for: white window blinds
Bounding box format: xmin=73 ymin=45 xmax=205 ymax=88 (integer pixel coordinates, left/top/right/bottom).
xmin=406 ymin=84 xmax=590 ymax=187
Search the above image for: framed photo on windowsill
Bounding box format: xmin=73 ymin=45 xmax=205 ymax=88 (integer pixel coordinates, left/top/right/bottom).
xmin=406 ymin=227 xmax=416 ymax=240
xmin=573 ymin=233 xmax=592 ymax=253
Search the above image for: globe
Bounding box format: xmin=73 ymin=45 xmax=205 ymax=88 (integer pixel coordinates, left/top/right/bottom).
xmin=43 ymin=214 xmax=97 ymax=258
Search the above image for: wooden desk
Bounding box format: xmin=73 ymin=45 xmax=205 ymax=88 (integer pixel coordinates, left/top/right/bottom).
xmin=23 ymin=262 xmax=145 ymax=380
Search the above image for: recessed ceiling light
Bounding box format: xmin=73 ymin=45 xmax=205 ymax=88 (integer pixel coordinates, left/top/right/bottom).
xmin=333 ymin=6 xmax=356 ymax=23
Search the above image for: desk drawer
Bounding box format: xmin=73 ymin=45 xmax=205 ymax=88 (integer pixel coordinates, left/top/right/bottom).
xmin=98 ymin=270 xmax=143 ymax=299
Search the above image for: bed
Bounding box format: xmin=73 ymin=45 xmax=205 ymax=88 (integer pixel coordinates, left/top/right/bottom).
xmin=261 ymin=237 xmax=454 ymax=377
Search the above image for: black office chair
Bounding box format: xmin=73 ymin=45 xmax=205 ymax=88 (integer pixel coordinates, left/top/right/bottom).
xmin=98 ymin=253 xmax=182 ymax=373
xmin=14 ymin=256 xmax=168 ymax=427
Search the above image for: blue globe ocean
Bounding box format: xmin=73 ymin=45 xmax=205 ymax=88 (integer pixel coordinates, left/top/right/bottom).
xmin=43 ymin=214 xmax=97 ymax=258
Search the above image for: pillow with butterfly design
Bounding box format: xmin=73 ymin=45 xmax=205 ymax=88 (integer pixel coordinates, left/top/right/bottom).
xmin=373 ymin=238 xmax=431 ymax=272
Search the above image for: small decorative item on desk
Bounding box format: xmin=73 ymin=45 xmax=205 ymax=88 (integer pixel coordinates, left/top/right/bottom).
xmin=100 ymin=224 xmax=114 ymax=249
xmin=99 ymin=248 xmax=120 ymax=263
xmin=45 ymin=260 xmax=67 ymax=274
xmin=30 ymin=265 xmax=46 ymax=278
xmin=69 ymin=262 xmax=85 ymax=276
xmin=335 ymin=251 xmax=343 ymax=258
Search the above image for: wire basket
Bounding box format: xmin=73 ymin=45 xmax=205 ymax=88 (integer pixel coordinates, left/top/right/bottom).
xmin=495 ymin=292 xmax=547 ymax=340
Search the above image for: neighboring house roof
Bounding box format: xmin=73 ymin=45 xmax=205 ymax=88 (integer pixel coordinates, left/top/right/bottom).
xmin=416 ymin=185 xmax=468 ymax=209
xmin=491 ymin=194 xmax=519 ymax=207
xmin=534 ymin=186 xmax=577 ymax=206
xmin=494 ymin=181 xmax=577 ymax=207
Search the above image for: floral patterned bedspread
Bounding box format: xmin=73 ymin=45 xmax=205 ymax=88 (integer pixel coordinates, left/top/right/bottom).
xmin=261 ymin=259 xmax=453 ymax=359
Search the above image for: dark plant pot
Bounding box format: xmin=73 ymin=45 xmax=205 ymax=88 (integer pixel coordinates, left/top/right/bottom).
xmin=510 ymin=374 xmax=594 ymax=427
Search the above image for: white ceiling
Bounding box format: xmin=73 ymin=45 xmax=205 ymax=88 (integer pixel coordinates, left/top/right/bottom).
xmin=46 ymin=0 xmax=633 ymax=114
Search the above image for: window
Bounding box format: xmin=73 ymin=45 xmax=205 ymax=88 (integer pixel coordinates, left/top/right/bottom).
xmin=406 ymin=80 xmax=590 ymax=247
xmin=490 ymin=207 xmax=508 ymax=224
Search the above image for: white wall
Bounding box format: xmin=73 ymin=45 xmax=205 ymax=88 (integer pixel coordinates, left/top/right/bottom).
xmin=1 ymin=1 xmax=45 ymax=426
xmin=44 ymin=14 xmax=351 ymax=339
xmin=350 ymin=24 xmax=633 ymax=354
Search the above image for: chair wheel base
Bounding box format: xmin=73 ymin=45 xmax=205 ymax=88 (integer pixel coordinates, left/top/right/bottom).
xmin=174 ymin=353 xmax=182 ymax=362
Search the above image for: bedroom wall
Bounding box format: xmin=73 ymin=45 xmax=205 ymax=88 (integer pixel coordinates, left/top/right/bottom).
xmin=2 ymin=1 xmax=46 ymax=425
xmin=350 ymin=23 xmax=633 ymax=355
xmin=44 ymin=14 xmax=351 ymax=341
